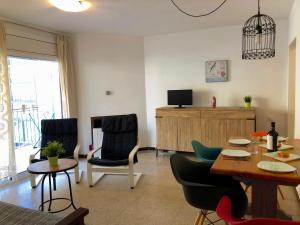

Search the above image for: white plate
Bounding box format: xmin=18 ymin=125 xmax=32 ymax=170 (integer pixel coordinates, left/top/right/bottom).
xmin=261 ymin=136 xmax=287 ymax=142
xmin=221 ymin=149 xmax=251 ymax=158
xmin=228 ymin=138 xmax=251 ymax=145
xmin=257 ymin=161 xmax=296 ymax=173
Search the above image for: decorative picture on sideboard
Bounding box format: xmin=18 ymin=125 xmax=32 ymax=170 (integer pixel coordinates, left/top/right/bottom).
xmin=205 ymin=60 xmax=228 ymax=82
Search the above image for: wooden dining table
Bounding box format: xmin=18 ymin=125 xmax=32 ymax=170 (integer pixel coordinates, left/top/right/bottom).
xmin=211 ymin=138 xmax=300 ymax=218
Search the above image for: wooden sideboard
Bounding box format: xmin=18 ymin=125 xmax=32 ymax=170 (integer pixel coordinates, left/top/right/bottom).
xmin=156 ymin=107 xmax=256 ymax=152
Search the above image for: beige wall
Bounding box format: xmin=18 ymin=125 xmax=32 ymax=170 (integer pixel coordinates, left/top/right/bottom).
xmin=289 ymin=1 xmax=300 ymax=139
xmin=72 ymin=34 xmax=148 ymax=154
xmin=144 ymin=22 xmax=289 ymax=147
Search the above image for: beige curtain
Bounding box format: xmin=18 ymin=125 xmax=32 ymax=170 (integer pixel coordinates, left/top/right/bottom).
xmin=0 ymin=22 xmax=16 ymax=179
xmin=57 ymin=35 xmax=77 ymax=118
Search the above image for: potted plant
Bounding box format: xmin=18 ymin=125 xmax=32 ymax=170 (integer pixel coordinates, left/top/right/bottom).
xmin=42 ymin=141 xmax=64 ymax=167
xmin=244 ymin=96 xmax=252 ymax=108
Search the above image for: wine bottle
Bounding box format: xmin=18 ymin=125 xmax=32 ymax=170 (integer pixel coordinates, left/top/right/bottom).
xmin=266 ymin=122 xmax=278 ymax=152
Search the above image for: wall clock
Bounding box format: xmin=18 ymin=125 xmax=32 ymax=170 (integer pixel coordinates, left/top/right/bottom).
xmin=205 ymin=60 xmax=228 ymax=82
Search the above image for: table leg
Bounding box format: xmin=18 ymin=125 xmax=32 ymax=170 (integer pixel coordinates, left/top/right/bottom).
xmin=40 ymin=174 xmax=47 ymax=211
xmin=65 ymin=171 xmax=77 ymax=210
xmin=48 ymin=174 xmax=53 ymax=211
xmin=252 ymin=180 xmax=277 ymax=218
xmin=52 ymin=173 xmax=57 ymax=191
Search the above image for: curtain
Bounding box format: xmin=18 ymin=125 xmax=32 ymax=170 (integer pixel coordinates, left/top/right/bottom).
xmin=0 ymin=22 xmax=16 ymax=180
xmin=57 ymin=35 xmax=77 ymax=118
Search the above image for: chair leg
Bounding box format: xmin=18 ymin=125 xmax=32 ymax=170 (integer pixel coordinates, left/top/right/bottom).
xmin=278 ymin=186 xmax=285 ymax=199
xmin=128 ymin=163 xmax=134 ymax=189
xmin=194 ymin=211 xmax=202 ymax=225
xmin=74 ymin=165 xmax=81 ymax=183
xmin=87 ymin=163 xmax=93 ymax=187
xmin=244 ymin=184 xmax=250 ymax=193
xmin=30 ymin=174 xmax=37 ymax=188
xmin=199 ymin=210 xmax=207 ymax=225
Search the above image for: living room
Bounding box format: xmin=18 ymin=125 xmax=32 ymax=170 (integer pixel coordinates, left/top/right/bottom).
xmin=0 ymin=0 xmax=300 ymax=224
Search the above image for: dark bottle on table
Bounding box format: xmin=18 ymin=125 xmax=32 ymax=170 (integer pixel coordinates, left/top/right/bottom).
xmin=266 ymin=122 xmax=278 ymax=152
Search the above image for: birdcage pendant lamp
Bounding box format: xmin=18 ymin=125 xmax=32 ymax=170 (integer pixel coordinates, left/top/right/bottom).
xmin=242 ymin=0 xmax=276 ymax=60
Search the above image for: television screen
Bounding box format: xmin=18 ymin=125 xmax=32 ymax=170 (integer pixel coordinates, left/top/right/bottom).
xmin=168 ymin=89 xmax=193 ymax=107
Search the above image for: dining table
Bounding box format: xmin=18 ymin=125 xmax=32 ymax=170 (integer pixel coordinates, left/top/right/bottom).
xmin=211 ymin=138 xmax=300 ymax=218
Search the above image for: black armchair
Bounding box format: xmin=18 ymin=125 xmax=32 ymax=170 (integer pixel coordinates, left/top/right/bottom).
xmin=87 ymin=114 xmax=142 ymax=189
xmin=29 ymin=118 xmax=81 ymax=188
xmin=170 ymin=154 xmax=248 ymax=225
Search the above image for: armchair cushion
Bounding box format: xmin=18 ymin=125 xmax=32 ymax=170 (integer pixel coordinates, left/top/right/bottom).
xmin=102 ymin=114 xmax=137 ymax=133
xmin=88 ymin=157 xmax=129 ymax=167
xmin=100 ymin=114 xmax=138 ymax=163
xmin=40 ymin=118 xmax=78 ymax=159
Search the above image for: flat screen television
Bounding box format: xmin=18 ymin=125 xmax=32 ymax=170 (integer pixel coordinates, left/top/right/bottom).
xmin=168 ymin=89 xmax=193 ymax=108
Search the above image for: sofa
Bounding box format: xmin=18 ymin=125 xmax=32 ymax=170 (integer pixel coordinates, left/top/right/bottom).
xmin=0 ymin=201 xmax=88 ymax=225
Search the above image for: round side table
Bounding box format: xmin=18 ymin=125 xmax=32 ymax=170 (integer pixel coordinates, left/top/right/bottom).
xmin=27 ymin=159 xmax=78 ymax=213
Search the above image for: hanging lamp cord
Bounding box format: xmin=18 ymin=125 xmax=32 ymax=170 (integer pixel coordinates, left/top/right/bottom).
xmin=170 ymin=0 xmax=228 ymax=18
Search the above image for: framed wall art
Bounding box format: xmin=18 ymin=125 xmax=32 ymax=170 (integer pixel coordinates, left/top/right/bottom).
xmin=205 ymin=60 xmax=228 ymax=82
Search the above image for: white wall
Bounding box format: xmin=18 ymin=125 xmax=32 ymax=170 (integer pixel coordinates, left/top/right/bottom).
xmin=289 ymin=1 xmax=300 ymax=138
xmin=72 ymin=34 xmax=148 ymax=154
xmin=144 ymin=21 xmax=289 ymax=147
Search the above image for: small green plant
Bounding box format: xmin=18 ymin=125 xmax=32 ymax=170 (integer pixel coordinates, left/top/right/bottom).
xmin=42 ymin=141 xmax=64 ymax=158
xmin=244 ymin=96 xmax=252 ymax=103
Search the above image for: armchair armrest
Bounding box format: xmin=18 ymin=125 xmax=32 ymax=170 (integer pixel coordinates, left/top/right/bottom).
xmin=87 ymin=147 xmax=102 ymax=161
xmin=73 ymin=144 xmax=80 ymax=161
xmin=29 ymin=148 xmax=41 ymax=164
xmin=128 ymin=139 xmax=140 ymax=164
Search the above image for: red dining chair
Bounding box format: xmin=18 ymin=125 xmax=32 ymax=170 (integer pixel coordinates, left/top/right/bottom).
xmin=216 ymin=196 xmax=300 ymax=225
xmin=251 ymin=131 xmax=268 ymax=138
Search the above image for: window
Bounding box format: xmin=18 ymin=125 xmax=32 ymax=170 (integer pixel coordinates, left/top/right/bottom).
xmin=8 ymin=57 xmax=62 ymax=173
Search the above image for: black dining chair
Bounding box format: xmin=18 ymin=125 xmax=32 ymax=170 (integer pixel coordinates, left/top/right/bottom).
xmin=170 ymin=154 xmax=248 ymax=225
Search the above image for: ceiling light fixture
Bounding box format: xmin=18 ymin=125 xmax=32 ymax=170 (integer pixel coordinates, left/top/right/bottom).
xmin=170 ymin=0 xmax=228 ymax=18
xmin=242 ymin=0 xmax=276 ymax=60
xmin=49 ymin=0 xmax=91 ymax=12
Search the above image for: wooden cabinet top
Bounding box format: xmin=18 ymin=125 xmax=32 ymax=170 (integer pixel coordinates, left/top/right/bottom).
xmin=156 ymin=107 xmax=256 ymax=111
xmin=156 ymin=107 xmax=256 ymax=119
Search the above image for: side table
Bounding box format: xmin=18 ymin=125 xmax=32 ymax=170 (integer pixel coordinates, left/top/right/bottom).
xmin=27 ymin=159 xmax=78 ymax=213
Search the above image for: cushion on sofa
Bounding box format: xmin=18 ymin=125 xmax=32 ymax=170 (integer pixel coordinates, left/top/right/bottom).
xmin=0 ymin=201 xmax=62 ymax=225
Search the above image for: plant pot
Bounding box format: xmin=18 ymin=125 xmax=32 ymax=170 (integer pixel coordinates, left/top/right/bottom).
xmin=244 ymin=102 xmax=251 ymax=108
xmin=48 ymin=156 xmax=58 ymax=167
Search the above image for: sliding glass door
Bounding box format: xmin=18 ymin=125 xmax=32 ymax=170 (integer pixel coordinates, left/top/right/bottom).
xmin=8 ymin=57 xmax=62 ymax=173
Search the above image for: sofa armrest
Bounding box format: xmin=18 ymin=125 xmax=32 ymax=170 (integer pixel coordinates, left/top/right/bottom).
xmin=55 ymin=207 xmax=89 ymax=225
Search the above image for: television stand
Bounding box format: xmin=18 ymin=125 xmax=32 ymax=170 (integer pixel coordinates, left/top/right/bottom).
xmin=174 ymin=105 xmax=185 ymax=108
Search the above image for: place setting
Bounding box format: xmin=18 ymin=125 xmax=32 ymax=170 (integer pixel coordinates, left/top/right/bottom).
xmin=228 ymin=138 xmax=252 ymax=146
xmin=221 ymin=149 xmax=251 ymax=161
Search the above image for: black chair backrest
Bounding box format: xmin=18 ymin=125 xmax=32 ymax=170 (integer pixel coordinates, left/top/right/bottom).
xmin=170 ymin=154 xmax=212 ymax=185
xmin=40 ymin=118 xmax=78 ymax=159
xmin=101 ymin=114 xmax=138 ymax=162
xmin=170 ymin=154 xmax=248 ymax=218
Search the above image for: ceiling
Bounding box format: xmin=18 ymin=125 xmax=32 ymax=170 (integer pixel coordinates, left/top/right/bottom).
xmin=0 ymin=0 xmax=294 ymax=36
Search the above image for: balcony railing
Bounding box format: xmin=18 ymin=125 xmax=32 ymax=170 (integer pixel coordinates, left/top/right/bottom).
xmin=13 ymin=105 xmax=41 ymax=149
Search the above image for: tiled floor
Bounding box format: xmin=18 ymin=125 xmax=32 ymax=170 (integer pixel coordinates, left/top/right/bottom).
xmin=0 ymin=151 xmax=300 ymax=225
